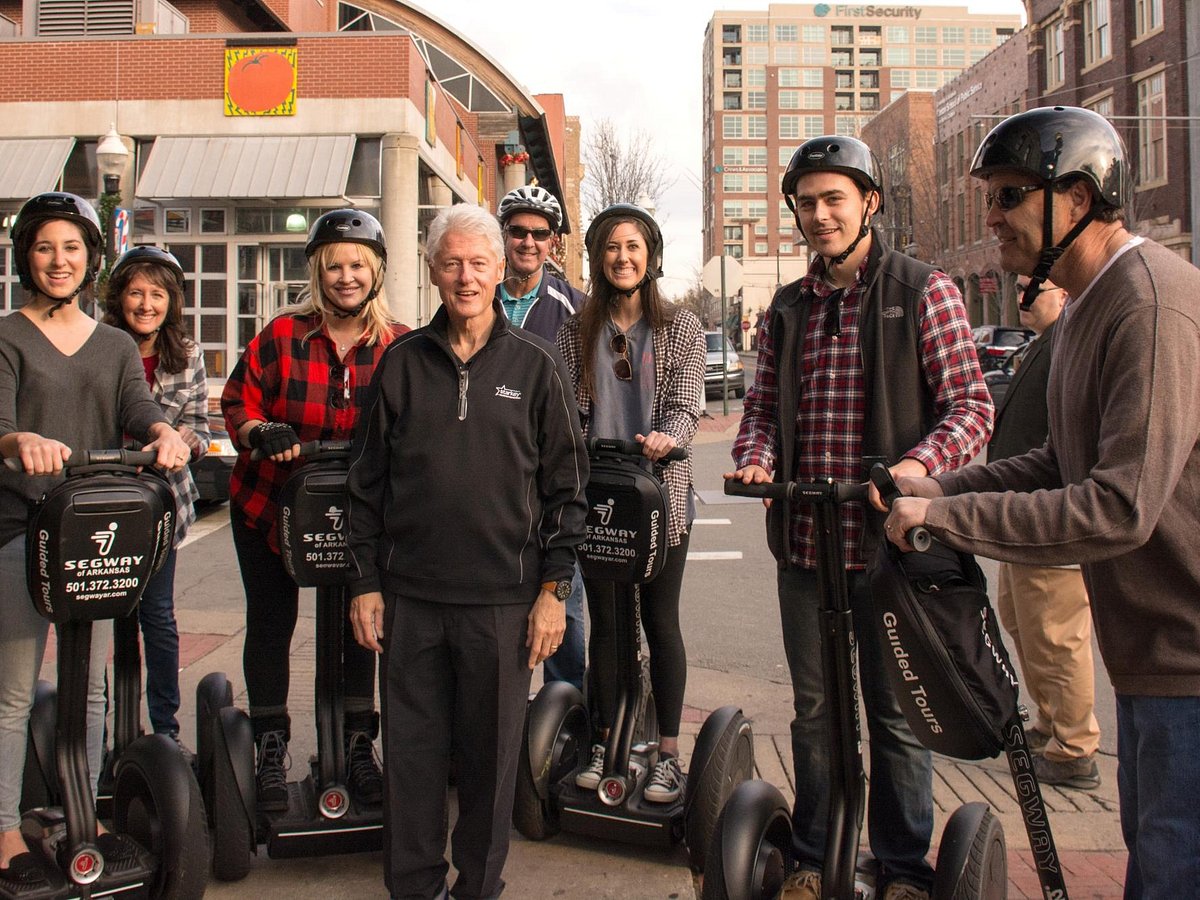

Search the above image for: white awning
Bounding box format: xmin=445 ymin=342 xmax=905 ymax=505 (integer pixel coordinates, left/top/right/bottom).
xmin=136 ymin=135 xmax=356 ymax=199
xmin=0 ymin=138 xmax=75 ymax=200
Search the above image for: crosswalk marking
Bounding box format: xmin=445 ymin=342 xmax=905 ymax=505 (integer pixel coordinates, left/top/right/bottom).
xmin=693 ymin=518 xmax=732 ymax=525
xmin=686 ymin=551 xmax=743 ymax=561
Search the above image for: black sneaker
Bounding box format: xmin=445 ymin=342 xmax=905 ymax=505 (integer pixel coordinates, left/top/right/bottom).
xmin=643 ymin=755 xmax=684 ymax=803
xmin=1034 ymin=753 xmax=1101 ymax=790
xmin=255 ymin=730 xmax=290 ymax=812
xmin=346 ymin=730 xmax=384 ymax=806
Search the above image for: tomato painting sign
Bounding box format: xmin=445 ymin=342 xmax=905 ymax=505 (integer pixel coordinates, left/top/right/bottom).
xmin=225 ymin=47 xmax=297 ymax=116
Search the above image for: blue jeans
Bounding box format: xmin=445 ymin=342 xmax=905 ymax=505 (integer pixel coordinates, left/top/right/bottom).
xmin=1116 ymin=694 xmax=1200 ymax=899
xmin=541 ymin=566 xmax=585 ymax=691
xmin=138 ymin=548 xmax=181 ymax=735
xmin=778 ymin=568 xmax=934 ymax=889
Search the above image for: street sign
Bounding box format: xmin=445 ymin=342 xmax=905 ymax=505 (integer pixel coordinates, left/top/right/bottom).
xmin=741 ymin=320 xmax=751 ymax=331
xmin=702 ymin=255 xmax=742 ymax=296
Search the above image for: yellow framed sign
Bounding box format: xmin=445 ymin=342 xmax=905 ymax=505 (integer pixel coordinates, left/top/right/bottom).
xmin=225 ymin=47 xmax=298 ymax=116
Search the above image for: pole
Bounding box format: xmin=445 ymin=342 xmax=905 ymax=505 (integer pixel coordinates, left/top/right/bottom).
xmin=720 ymin=254 xmax=729 ymax=417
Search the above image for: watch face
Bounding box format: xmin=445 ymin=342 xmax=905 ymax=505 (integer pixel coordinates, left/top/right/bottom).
xmin=555 ymin=579 xmax=572 ymax=601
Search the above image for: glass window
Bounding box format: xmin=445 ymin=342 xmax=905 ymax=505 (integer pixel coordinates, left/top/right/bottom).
xmin=747 ymin=91 xmax=766 ymax=109
xmin=942 ymin=27 xmax=964 ymax=43
xmin=835 ymin=116 xmax=858 ymax=136
xmin=1137 ymin=71 xmax=1167 ymax=184
xmin=892 ymin=69 xmax=911 ymax=88
xmin=860 ymin=94 xmax=879 ymax=112
xmin=860 ymin=71 xmax=879 ymax=89
xmin=915 ymin=26 xmax=937 ymax=43
xmin=774 ymin=45 xmax=798 ymax=64
xmin=778 ymin=90 xmax=800 ymax=109
xmin=748 ymin=174 xmax=768 ymax=192
xmin=802 ymin=25 xmax=825 ymax=43
xmin=885 ymin=26 xmax=909 ymax=43
xmin=943 ymin=49 xmax=965 ymax=67
xmin=723 ymin=48 xmax=742 ymax=65
xmin=835 ymin=94 xmax=855 ymax=111
xmin=779 ymin=68 xmax=800 ymax=87
xmin=1045 ymin=18 xmax=1065 ymax=87
xmin=836 ymin=71 xmax=854 ymax=89
xmin=745 ymin=46 xmax=768 ymax=64
xmin=748 ymin=200 xmax=767 ymax=220
xmin=723 ymin=201 xmax=744 ymax=218
xmin=724 ymin=70 xmax=742 ymax=88
xmin=755 ymin=242 xmax=769 ymax=255
xmin=802 ymin=46 xmax=826 ymax=64
xmin=200 ymin=209 xmax=226 ymax=235
xmin=746 ymin=68 xmax=766 ymax=86
xmin=725 ymin=243 xmax=743 ymax=259
xmin=1087 ymin=94 xmax=1114 ymax=118
xmin=779 ymin=116 xmax=801 ymax=139
xmin=804 ymin=115 xmax=824 ymax=138
xmin=804 ymin=91 xmax=824 ymax=109
xmin=831 ymin=49 xmax=853 ymax=66
xmin=723 ymin=173 xmax=744 ymax=192
xmin=831 ymin=26 xmax=853 ymax=45
xmin=747 ymin=116 xmax=767 ymax=138
xmin=886 ymin=47 xmax=910 ymax=65
xmin=722 ymin=24 xmax=741 ymax=42
xmin=723 ymin=115 xmax=744 ymax=139
xmin=775 ymin=24 xmax=797 ymax=42
xmin=747 ymin=147 xmax=767 ymax=165
xmin=746 ymin=24 xmax=768 ymax=42
xmin=915 ymin=48 xmax=937 ymax=66
xmin=970 ymin=27 xmax=991 ymax=45
xmin=860 ymin=49 xmax=881 ymax=67
xmin=802 ymin=68 xmax=823 ymax=87
xmin=724 ymin=93 xmax=743 ymax=110
xmin=133 ymin=207 xmax=155 ymax=236
xmin=916 ymin=70 xmax=939 ymax=89
xmin=1083 ymin=0 xmax=1111 ymax=66
xmin=779 ymin=242 xmax=793 ymax=254
xmin=723 ymin=147 xmax=744 ymax=166
xmin=1135 ymin=0 xmax=1163 ymax=35
xmin=970 ymin=49 xmax=988 ymax=65
xmin=779 ymin=147 xmax=793 ymax=166
xmin=164 ymin=209 xmax=190 ymax=234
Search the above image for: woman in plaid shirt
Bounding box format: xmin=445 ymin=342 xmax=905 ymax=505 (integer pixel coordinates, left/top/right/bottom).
xmin=557 ymin=203 xmax=705 ymax=806
xmin=222 ymin=210 xmax=408 ymax=812
xmin=102 ymin=246 xmax=210 ymax=755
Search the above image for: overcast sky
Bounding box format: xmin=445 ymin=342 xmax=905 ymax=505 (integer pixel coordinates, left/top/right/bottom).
xmin=425 ymin=0 xmax=1026 ymax=297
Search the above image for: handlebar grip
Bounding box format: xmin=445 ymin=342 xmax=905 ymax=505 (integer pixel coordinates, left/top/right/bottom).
xmin=249 ymin=439 xmax=338 ymax=462
xmin=4 ymin=449 xmax=160 ymax=472
xmin=869 ymin=462 xmax=931 ymax=552
xmin=586 ymin=437 xmax=687 ymax=462
xmin=723 ymin=479 xmax=792 ymax=501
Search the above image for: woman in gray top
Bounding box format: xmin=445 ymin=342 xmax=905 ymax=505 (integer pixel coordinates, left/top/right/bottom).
xmin=0 ymin=193 xmax=190 ymax=884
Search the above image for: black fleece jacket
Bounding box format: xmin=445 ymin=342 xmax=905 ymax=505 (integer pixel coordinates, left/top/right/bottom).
xmin=345 ymin=301 xmax=588 ymax=604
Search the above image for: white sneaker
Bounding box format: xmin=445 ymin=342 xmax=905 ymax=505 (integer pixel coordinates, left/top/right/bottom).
xmin=575 ymin=743 xmax=606 ymax=789
xmin=643 ymin=755 xmax=684 ymax=803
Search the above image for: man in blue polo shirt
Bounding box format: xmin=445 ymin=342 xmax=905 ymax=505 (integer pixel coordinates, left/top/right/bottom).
xmin=495 ymin=185 xmax=587 ymax=690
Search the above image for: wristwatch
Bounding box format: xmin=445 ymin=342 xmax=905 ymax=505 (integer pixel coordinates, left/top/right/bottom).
xmin=541 ymin=579 xmax=573 ymax=601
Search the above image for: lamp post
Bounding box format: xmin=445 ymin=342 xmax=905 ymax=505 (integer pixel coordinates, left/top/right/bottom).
xmin=95 ymin=125 xmax=130 ymax=290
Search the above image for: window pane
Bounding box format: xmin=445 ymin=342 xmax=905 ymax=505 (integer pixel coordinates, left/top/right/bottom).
xmin=202 ymin=244 xmax=226 ymax=273
xmin=201 ymin=279 xmax=225 ymax=309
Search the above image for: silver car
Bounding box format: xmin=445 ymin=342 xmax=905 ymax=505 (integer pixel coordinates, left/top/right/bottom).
xmin=704 ymin=332 xmax=745 ymax=399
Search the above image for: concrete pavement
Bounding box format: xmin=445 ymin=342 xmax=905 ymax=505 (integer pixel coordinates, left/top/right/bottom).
xmin=151 ymin=414 xmax=1127 ymax=898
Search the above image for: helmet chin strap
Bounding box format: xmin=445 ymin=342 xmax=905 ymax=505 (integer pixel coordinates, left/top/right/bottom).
xmin=327 ymin=279 xmax=381 ymax=319
xmin=1020 ymin=187 xmax=1096 ymax=311
xmin=614 ymin=272 xmax=652 ymax=299
xmin=42 ymin=271 xmax=93 ymax=317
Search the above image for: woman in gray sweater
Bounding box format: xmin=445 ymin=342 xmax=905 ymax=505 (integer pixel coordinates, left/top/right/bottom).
xmin=0 ymin=193 xmax=190 ymax=884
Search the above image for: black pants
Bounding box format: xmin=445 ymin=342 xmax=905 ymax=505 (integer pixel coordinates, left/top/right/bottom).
xmin=230 ymin=511 xmax=377 ymax=737
xmin=380 ymin=594 xmax=532 ymax=900
xmin=586 ymin=532 xmax=689 ymax=737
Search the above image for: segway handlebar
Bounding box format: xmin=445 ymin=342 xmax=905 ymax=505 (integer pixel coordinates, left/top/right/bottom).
xmin=3 ymin=448 xmax=160 ymax=471
xmin=723 ymin=477 xmax=869 ymax=505
xmin=586 ymin=437 xmax=687 ymax=463
xmin=249 ymin=439 xmax=353 ymax=462
xmin=868 ymin=463 xmax=931 ymax=552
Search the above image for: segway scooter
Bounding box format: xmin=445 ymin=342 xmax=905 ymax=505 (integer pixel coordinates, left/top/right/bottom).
xmin=6 ymin=449 xmax=208 ymax=900
xmin=197 ymin=440 xmax=383 ymax=881
xmin=704 ymin=472 xmax=1004 ymax=900
xmin=513 ymin=438 xmax=755 ymax=872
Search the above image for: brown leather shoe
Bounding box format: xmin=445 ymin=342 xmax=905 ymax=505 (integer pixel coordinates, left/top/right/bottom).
xmin=884 ymin=881 xmax=931 ymax=900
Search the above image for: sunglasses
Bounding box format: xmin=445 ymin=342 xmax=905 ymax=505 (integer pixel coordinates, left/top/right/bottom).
xmin=984 ymin=185 xmax=1043 ymax=212
xmin=505 ymin=225 xmax=554 ymax=242
xmin=823 ymin=289 xmax=846 ymax=338
xmin=610 ymin=332 xmax=632 ymax=381
xmin=329 ymin=363 xmax=350 ymax=410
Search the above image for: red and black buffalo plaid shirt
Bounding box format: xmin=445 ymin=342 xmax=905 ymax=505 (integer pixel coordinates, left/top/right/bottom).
xmin=733 ymin=256 xmax=991 ymax=570
xmin=222 ymin=313 xmax=408 ymax=551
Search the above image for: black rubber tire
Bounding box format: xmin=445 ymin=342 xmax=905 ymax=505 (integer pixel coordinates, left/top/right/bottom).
xmin=513 ymin=689 xmax=588 ymax=841
xmin=112 ymin=734 xmax=210 ymax=900
xmin=686 ymin=709 xmax=755 ymax=872
xmin=734 ymin=386 xmax=746 ymax=399
xmin=195 ymin=672 xmax=233 ymax=793
xmin=701 ymin=780 xmax=791 ymax=900
xmin=948 ymin=806 xmax=1006 ymax=900
xmin=211 ymin=709 xmax=254 ymax=881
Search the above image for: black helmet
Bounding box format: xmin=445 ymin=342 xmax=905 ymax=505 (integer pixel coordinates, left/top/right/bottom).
xmin=305 ymin=209 xmax=387 ymax=262
xmin=498 ymin=185 xmax=563 ymax=232
xmin=584 ymin=203 xmax=664 ymax=280
xmin=970 ymin=106 xmax=1126 ymax=211
xmin=782 ymin=136 xmax=885 ymax=214
xmin=109 ymin=245 xmax=185 ymax=289
xmin=10 ymin=192 xmax=104 ymax=290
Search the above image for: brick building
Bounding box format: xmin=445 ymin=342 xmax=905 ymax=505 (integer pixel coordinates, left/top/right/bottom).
xmin=859 ymin=90 xmax=936 ymax=262
xmin=0 ymin=0 xmax=580 ymax=387
xmin=933 ymin=26 xmax=1029 ymax=326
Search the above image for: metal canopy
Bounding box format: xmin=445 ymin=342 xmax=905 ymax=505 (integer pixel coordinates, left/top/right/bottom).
xmin=0 ymin=138 xmax=75 ymax=200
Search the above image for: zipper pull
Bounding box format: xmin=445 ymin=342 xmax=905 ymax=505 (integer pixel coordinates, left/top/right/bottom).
xmin=457 ymin=366 xmax=469 ymax=421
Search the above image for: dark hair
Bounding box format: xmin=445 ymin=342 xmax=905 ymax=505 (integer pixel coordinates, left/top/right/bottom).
xmin=577 ymin=215 xmax=671 ymax=398
xmin=102 ymin=260 xmax=194 ymax=374
xmin=1052 ymin=177 xmax=1125 ymax=224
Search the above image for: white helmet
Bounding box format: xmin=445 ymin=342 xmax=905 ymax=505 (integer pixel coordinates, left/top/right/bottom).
xmin=498 ymin=185 xmax=562 ymax=232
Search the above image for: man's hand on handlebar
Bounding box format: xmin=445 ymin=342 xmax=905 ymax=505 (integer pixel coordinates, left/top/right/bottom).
xmin=634 ymin=431 xmax=678 ymax=464
xmin=867 ymin=458 xmax=928 ymax=512
xmin=350 ymin=591 xmax=386 ymax=654
xmin=722 ymin=464 xmax=773 ymax=508
xmin=884 ymin=496 xmax=935 ymax=553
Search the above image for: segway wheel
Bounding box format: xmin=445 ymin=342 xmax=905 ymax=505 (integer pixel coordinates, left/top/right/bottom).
xmin=112 ymin=733 xmax=210 ymax=900
xmin=932 ymin=802 xmax=1006 ymax=900
xmin=701 ymin=779 xmax=791 ymax=900
xmin=195 ymin=672 xmax=234 ymax=791
xmin=513 ymin=682 xmax=588 ymax=840
xmin=685 ymin=707 xmax=755 ymax=871
xmin=211 ymin=707 xmax=255 ymax=881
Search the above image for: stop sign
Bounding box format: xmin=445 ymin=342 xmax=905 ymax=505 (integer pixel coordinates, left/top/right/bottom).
xmin=702 ymin=255 xmax=742 ymax=296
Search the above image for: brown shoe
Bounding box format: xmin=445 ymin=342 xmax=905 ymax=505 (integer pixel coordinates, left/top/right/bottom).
xmin=1034 ymin=753 xmax=1100 ymax=790
xmin=780 ymin=869 xmax=821 ymax=900
xmin=884 ymin=882 xmax=931 ymax=900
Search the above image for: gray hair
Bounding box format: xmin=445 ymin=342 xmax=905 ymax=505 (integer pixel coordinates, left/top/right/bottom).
xmin=426 ymin=204 xmax=504 ymax=264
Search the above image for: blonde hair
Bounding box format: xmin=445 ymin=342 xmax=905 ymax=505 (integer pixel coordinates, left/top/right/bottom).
xmin=281 ymin=242 xmax=396 ymax=346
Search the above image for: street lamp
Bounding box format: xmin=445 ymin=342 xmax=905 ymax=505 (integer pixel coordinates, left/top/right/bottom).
xmin=95 ymin=125 xmax=129 ymax=281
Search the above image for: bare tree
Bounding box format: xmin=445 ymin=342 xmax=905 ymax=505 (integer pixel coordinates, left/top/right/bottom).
xmin=581 ymin=118 xmax=675 ymax=221
xmin=673 ymin=269 xmax=721 ymax=329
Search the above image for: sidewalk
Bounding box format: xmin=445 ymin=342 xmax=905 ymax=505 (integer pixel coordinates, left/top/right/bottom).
xmin=161 ymin=488 xmax=1126 ymax=898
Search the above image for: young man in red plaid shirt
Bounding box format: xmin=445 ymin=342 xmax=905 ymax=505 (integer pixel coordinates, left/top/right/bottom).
xmin=726 ymin=136 xmax=992 ymax=900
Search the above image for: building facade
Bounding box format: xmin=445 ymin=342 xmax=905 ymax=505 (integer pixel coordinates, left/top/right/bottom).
xmin=933 ymin=26 xmax=1029 ymax=325
xmin=702 ymin=3 xmax=1020 ymax=325
xmin=0 ymin=0 xmax=579 ymax=389
xmin=859 ymin=90 xmax=935 ymax=262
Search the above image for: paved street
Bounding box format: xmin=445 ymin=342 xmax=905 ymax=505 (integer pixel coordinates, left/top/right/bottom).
xmin=141 ymin=401 xmax=1126 ymax=898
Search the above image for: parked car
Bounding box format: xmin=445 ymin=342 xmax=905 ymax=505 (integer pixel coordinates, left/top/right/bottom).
xmin=704 ymin=332 xmax=745 ymax=399
xmin=972 ymin=325 xmax=1034 ymax=372
xmin=191 ymin=421 xmax=236 ymax=504
xmin=982 ymin=345 xmax=1024 ymax=408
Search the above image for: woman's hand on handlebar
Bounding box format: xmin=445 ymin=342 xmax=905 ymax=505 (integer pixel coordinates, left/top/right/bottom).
xmin=884 ymin=496 xmax=933 ymax=552
xmin=722 ymin=464 xmax=773 ymax=508
xmin=634 ymin=431 xmax=678 ymax=464
xmin=10 ymin=433 xmax=71 ymax=475
xmin=350 ymin=591 xmax=386 ymax=654
xmin=145 ymin=422 xmax=193 ymax=472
